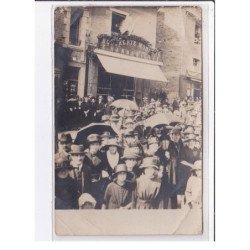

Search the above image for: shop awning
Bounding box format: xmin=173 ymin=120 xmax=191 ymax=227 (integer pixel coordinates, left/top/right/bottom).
xmin=95 ymin=50 xmax=168 ymax=82
xmin=186 ymin=70 xmax=202 ymax=83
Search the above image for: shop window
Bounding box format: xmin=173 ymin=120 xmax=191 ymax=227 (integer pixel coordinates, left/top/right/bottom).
xmin=69 ymin=7 xmax=83 ymax=46
xmin=111 ymin=12 xmax=126 ymax=34
xmin=98 ymin=64 xmax=134 ymax=99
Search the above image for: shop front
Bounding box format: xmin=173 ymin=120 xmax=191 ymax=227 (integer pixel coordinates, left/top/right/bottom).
xmin=179 ymin=70 xmax=202 ymax=99
xmin=85 ymin=34 xmax=168 ymax=102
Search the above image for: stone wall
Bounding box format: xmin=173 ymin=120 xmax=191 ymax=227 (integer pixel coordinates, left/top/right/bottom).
xmin=156 ymin=7 xmax=202 ymax=100
xmin=54 ymin=7 xmax=70 ymax=45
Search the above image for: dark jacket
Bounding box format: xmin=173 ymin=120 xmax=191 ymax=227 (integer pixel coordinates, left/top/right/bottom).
xmin=81 ymin=151 xmax=110 ymax=208
xmin=55 ymin=176 xmax=80 ymax=209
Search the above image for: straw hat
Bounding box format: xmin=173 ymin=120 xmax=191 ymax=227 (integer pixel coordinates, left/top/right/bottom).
xmin=78 ymin=193 xmax=97 ymax=208
xmin=113 ymin=164 xmax=129 ymax=175
xmin=121 ymin=148 xmax=141 ymax=160
xmin=105 ymin=138 xmax=122 ymax=148
xmin=139 ymin=156 xmax=160 ymax=170
xmin=192 ymin=160 xmax=202 ymax=171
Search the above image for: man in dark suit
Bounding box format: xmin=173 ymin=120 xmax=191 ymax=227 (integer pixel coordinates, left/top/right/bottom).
xmin=81 ymin=96 xmax=91 ymax=126
xmin=95 ymin=95 xmax=105 ymax=122
xmin=89 ymin=97 xmax=97 ymax=122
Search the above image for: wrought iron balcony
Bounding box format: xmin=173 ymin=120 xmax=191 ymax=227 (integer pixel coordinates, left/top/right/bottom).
xmin=96 ymin=33 xmax=163 ymax=62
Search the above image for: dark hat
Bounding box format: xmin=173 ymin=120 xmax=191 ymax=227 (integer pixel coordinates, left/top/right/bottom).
xmin=170 ymin=126 xmax=182 ymax=135
xmin=87 ymin=134 xmax=101 ymax=143
xmin=55 ymin=155 xmax=73 ymax=172
xmin=139 ymin=156 xmax=159 ymax=170
xmin=69 ymin=144 xmax=85 ymax=155
xmin=113 ymin=164 xmax=128 ymax=175
xmin=59 ymin=133 xmax=72 ymax=144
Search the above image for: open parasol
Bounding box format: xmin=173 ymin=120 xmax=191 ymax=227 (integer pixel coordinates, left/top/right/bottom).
xmin=110 ymin=99 xmax=139 ymax=111
xmin=142 ymin=113 xmax=182 ymax=128
xmin=74 ymin=123 xmax=117 ymax=146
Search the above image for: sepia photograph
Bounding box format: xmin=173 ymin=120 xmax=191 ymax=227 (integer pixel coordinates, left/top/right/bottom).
xmin=53 ymin=4 xmax=204 ymax=236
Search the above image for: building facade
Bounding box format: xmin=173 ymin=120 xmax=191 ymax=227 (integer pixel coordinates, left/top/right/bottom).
xmin=156 ymin=6 xmax=202 ymax=100
xmin=54 ymin=6 xmax=168 ymax=105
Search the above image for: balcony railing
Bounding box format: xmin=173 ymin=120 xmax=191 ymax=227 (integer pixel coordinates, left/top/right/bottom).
xmin=97 ymin=33 xmax=163 ymax=62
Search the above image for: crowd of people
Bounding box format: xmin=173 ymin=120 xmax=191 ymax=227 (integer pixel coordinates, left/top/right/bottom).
xmin=55 ymin=94 xmax=202 ymax=210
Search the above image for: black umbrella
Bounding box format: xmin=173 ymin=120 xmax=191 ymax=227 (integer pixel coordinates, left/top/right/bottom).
xmin=74 ymin=123 xmax=117 ymax=146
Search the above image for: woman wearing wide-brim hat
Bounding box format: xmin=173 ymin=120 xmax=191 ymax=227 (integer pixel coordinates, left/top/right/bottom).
xmin=135 ymin=156 xmax=162 ymax=209
xmin=121 ymin=148 xmax=142 ymax=182
xmin=100 ymin=138 xmax=123 ymax=176
xmin=102 ymin=164 xmax=135 ymax=209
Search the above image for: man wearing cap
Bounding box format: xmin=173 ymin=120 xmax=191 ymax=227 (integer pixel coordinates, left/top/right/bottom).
xmin=56 ymin=133 xmax=72 ymax=159
xmin=55 ymin=155 xmax=80 ymax=209
xmin=101 ymin=138 xmax=122 ymax=176
xmin=69 ymin=144 xmax=85 ymax=194
xmin=82 ymin=134 xmax=109 ymax=208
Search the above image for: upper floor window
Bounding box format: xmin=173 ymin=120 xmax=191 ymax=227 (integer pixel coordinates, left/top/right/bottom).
xmin=194 ymin=22 xmax=201 ymax=44
xmin=193 ymin=58 xmax=200 ymax=68
xmin=111 ymin=11 xmax=126 ymax=34
xmin=69 ymin=7 xmax=83 ymax=46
